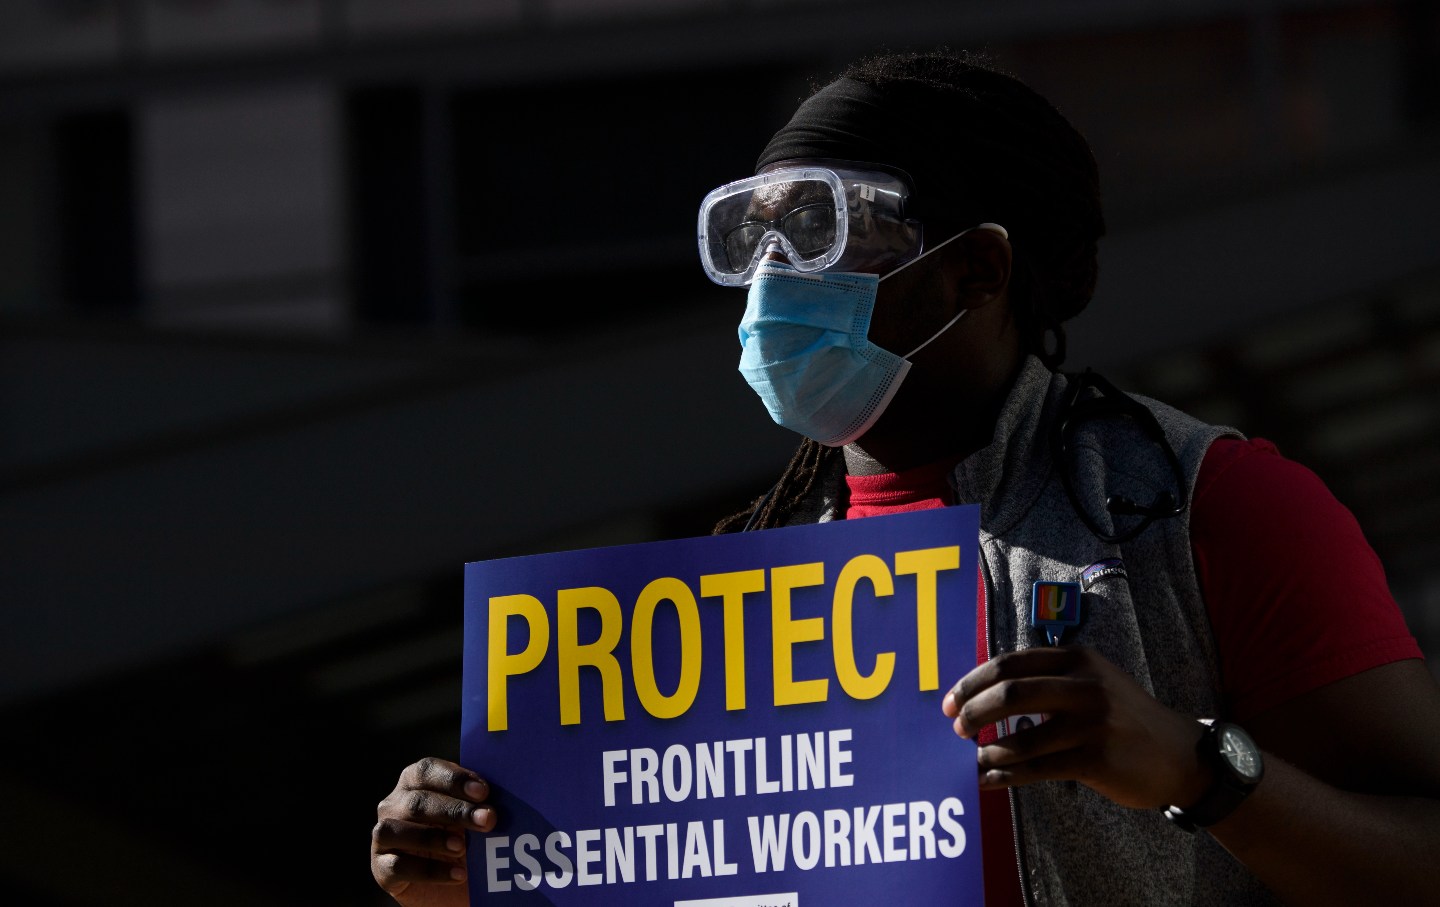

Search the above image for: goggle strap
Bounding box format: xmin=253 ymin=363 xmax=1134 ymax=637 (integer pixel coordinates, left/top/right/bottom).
xmin=879 ymin=222 xmax=1008 ymax=284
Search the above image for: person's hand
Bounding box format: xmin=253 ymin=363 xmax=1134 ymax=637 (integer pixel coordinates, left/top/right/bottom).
xmin=371 ymin=757 xmax=498 ymax=907
xmin=942 ymin=646 xmax=1211 ymax=810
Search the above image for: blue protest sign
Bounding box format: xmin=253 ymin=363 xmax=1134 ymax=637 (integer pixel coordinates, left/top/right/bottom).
xmin=461 ymin=505 xmax=983 ymax=905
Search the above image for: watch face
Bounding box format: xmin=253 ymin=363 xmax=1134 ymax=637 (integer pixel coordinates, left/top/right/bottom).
xmin=1218 ymin=725 xmax=1263 ymax=782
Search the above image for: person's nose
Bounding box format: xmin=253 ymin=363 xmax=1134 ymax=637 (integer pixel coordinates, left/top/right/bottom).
xmin=760 ymin=238 xmax=790 ymax=265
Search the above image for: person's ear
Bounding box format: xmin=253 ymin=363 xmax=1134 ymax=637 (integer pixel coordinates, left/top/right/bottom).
xmin=944 ymin=225 xmax=1011 ymax=308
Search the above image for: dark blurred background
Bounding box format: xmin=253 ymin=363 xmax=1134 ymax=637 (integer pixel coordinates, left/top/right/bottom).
xmin=1 ymin=1 xmax=1438 ymax=904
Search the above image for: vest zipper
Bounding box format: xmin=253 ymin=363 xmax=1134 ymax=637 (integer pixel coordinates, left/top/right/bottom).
xmin=1009 ymin=789 xmax=1031 ymax=907
xmin=981 ymin=561 xmax=1034 ymax=907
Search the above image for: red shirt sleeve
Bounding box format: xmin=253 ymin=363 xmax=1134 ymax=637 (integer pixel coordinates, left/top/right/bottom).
xmin=1191 ymin=437 xmax=1422 ymax=721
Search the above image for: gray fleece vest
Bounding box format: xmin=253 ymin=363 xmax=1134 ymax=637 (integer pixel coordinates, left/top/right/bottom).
xmin=785 ymin=356 xmax=1279 ymax=906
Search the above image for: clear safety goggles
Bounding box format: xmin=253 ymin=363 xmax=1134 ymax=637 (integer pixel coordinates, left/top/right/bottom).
xmin=697 ymin=160 xmax=924 ymax=287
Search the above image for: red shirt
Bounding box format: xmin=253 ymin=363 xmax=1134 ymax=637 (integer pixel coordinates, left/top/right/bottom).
xmin=844 ymin=436 xmax=1422 ymax=905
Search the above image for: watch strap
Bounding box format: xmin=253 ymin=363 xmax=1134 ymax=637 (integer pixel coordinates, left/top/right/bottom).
xmin=1163 ymin=720 xmax=1261 ymax=833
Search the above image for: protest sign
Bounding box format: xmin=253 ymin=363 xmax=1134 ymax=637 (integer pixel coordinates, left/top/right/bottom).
xmin=461 ymin=505 xmax=983 ymax=905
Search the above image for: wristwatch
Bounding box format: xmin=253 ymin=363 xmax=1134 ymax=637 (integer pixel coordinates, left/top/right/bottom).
xmin=1163 ymin=719 xmax=1264 ymax=833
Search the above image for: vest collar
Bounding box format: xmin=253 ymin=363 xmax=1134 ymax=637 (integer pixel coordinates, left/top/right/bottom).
xmin=951 ymin=354 xmax=1063 ymax=535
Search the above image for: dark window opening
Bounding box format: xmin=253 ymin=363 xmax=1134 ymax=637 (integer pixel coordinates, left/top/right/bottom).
xmin=54 ymin=110 xmax=139 ymax=313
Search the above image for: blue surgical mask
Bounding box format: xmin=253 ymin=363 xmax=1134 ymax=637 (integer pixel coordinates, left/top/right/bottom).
xmin=736 ymin=224 xmax=1005 ymax=447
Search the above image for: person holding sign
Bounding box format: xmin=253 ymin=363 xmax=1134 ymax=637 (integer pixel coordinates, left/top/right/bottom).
xmin=372 ymin=49 xmax=1440 ymax=906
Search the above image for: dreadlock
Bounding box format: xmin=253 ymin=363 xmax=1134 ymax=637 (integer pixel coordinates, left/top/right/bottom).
xmin=713 ymin=437 xmax=839 ymax=533
xmin=716 ymin=48 xmax=1105 ymax=534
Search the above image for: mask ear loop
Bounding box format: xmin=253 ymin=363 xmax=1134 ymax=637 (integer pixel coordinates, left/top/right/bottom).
xmin=883 ymin=223 xmax=1008 ymax=360
xmin=902 ymin=309 xmax=967 ymax=359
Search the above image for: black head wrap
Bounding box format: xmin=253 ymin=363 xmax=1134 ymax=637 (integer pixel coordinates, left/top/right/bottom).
xmin=756 ymin=76 xmax=983 ymax=225
xmin=756 ymin=63 xmax=1105 ymax=325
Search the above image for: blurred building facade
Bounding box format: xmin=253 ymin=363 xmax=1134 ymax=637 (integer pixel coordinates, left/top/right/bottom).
xmin=1 ymin=1 xmax=1438 ymax=904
